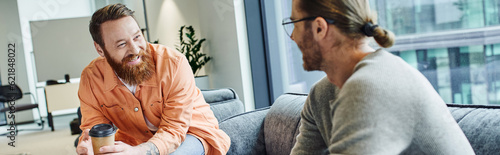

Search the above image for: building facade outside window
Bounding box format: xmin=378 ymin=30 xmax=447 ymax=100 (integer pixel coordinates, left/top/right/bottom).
xmin=381 ymin=0 xmax=500 ymax=105
xmin=264 ymin=0 xmax=500 ymax=105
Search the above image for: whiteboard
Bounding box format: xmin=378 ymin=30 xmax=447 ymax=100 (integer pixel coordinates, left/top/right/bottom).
xmin=31 ymin=16 xmax=99 ymax=82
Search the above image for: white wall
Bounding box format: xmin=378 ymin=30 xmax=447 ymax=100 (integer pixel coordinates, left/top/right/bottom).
xmin=142 ymin=0 xmax=206 ymax=76
xmin=0 ymin=0 xmax=33 ymax=123
xmin=144 ymin=0 xmax=202 ymax=48
xmin=197 ymin=0 xmax=254 ymax=111
xmin=144 ymin=0 xmax=255 ymax=111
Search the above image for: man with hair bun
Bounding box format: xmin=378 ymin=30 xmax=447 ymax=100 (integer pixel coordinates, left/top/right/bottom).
xmin=283 ymin=0 xmax=475 ymax=154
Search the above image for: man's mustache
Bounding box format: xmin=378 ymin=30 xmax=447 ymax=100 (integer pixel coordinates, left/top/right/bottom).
xmin=121 ymin=50 xmax=146 ymax=63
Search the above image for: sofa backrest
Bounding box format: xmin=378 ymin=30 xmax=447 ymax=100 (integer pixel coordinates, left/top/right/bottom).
xmin=201 ymin=88 xmax=245 ymax=123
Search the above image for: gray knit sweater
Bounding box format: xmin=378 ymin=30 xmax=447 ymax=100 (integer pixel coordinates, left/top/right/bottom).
xmin=290 ymin=49 xmax=475 ymax=155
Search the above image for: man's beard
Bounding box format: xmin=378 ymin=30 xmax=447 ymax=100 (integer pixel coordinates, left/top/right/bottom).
xmin=104 ymin=47 xmax=155 ymax=85
xmin=298 ymin=30 xmax=323 ymax=71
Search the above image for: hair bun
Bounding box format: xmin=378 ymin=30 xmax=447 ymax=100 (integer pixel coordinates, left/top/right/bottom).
xmin=373 ymin=26 xmax=395 ymax=48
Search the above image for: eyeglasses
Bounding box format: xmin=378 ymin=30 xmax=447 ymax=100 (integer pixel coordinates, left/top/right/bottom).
xmin=282 ymin=16 xmax=335 ymax=37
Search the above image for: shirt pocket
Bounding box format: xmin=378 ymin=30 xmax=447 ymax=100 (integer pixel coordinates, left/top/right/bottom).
xmin=149 ymin=100 xmax=163 ymax=117
xmin=100 ymin=103 xmax=126 ymax=123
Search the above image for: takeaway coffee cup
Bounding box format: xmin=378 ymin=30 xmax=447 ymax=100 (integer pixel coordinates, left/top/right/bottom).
xmin=89 ymin=124 xmax=116 ymax=154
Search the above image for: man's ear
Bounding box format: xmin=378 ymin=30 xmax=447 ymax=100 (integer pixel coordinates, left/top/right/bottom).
xmin=94 ymin=42 xmax=105 ymax=57
xmin=312 ymin=17 xmax=329 ymax=41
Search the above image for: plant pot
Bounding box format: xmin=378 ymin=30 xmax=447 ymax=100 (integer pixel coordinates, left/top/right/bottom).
xmin=195 ymin=75 xmax=209 ymax=90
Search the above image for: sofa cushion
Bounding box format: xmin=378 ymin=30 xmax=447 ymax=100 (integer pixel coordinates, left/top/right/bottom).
xmin=220 ymin=107 xmax=270 ymax=155
xmin=264 ymin=93 xmax=306 ymax=155
xmin=201 ymin=88 xmax=245 ymax=123
xmin=447 ymin=104 xmax=500 ymax=155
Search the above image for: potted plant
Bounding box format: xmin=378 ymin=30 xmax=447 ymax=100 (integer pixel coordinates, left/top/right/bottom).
xmin=176 ymin=25 xmax=212 ymax=77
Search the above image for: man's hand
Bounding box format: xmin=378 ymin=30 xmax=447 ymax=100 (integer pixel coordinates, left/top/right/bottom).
xmin=76 ymin=129 xmax=94 ymax=155
xmin=99 ymin=141 xmax=159 ymax=155
xmin=99 ymin=141 xmax=136 ymax=154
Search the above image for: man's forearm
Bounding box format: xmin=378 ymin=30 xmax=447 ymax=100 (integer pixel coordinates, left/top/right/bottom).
xmin=137 ymin=142 xmax=160 ymax=155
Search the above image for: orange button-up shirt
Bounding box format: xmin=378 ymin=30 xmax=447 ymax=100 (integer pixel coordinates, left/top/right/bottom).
xmin=78 ymin=43 xmax=230 ymax=155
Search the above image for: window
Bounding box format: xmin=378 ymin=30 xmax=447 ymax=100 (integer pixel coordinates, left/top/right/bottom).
xmin=262 ymin=0 xmax=500 ymax=105
xmin=262 ymin=0 xmax=326 ymax=99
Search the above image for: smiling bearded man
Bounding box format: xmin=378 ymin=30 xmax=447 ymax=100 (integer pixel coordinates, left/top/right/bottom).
xmin=76 ymin=3 xmax=230 ymax=155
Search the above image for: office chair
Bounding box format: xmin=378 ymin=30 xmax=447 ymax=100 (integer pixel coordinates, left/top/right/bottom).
xmin=0 ymin=84 xmax=44 ymax=135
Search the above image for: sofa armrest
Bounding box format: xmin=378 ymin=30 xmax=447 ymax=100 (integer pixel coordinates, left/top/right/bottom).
xmin=264 ymin=93 xmax=306 ymax=155
xmin=219 ymin=107 xmax=270 ymax=155
xmin=447 ymin=104 xmax=500 ymax=155
xmin=202 ymin=88 xmax=245 ymax=123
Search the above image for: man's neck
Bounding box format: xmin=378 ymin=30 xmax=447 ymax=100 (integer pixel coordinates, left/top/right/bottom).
xmin=116 ymin=73 xmax=138 ymax=94
xmin=322 ymin=44 xmax=374 ymax=89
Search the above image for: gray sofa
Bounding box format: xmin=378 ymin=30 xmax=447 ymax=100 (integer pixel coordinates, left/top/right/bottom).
xmin=211 ymin=89 xmax=500 ymax=155
xmin=75 ymin=88 xmax=500 ymax=154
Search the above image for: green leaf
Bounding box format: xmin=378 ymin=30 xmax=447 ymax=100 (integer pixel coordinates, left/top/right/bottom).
xmin=176 ymin=25 xmax=211 ymax=75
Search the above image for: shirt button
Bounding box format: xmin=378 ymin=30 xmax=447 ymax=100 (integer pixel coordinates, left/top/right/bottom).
xmin=134 ymin=107 xmax=139 ymax=112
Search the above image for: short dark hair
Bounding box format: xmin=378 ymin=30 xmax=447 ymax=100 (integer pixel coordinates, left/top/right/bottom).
xmin=89 ymin=3 xmax=135 ymax=47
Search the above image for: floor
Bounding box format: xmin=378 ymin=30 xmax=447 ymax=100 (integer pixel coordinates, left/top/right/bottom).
xmin=0 ymin=114 xmax=79 ymax=155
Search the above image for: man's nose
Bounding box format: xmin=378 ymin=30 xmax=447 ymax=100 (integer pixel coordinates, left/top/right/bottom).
xmin=290 ymin=32 xmax=295 ymax=41
xmin=128 ymin=43 xmax=141 ymax=55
